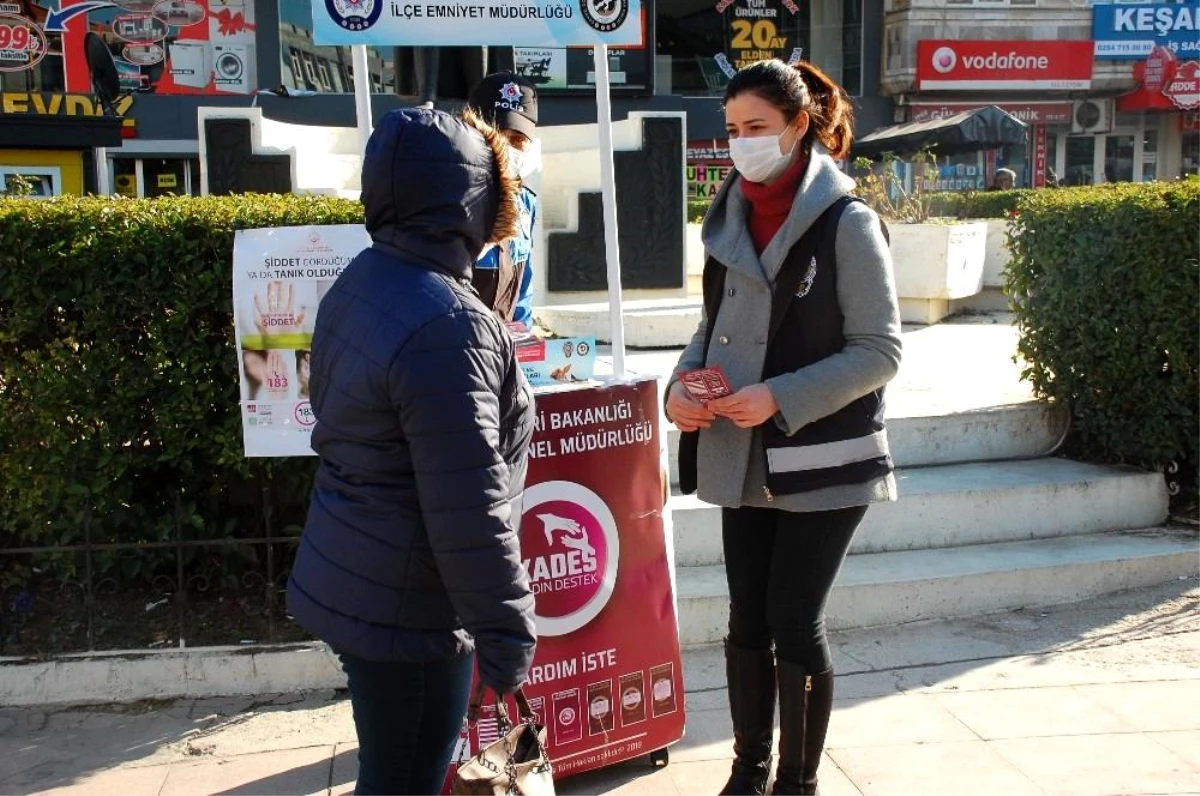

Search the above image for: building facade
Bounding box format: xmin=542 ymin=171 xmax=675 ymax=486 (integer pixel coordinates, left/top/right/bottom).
xmin=880 ymin=0 xmax=1198 ymax=187
xmin=0 ymin=0 xmax=890 ymax=198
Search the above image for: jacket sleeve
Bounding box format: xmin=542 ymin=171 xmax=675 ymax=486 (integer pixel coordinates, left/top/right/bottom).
xmin=664 ymin=307 xmax=709 ymax=419
xmin=513 ymin=190 xmax=537 ymax=328
xmin=389 ymin=308 xmax=536 ymax=693
xmin=764 ymin=202 xmax=902 ymax=435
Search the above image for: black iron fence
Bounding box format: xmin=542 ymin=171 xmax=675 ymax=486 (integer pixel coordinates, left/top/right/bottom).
xmin=0 ymin=487 xmax=307 ymax=657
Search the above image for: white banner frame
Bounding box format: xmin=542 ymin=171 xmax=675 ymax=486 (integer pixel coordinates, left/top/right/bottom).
xmin=317 ymin=0 xmax=639 ymax=379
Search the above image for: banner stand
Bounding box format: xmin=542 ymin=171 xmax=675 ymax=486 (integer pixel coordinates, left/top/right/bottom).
xmin=352 ymin=45 xmax=374 ymax=158
xmin=297 ymin=5 xmax=684 ymax=784
xmin=95 ymin=146 xmax=110 ymax=195
xmin=592 ymin=43 xmax=627 ymax=380
xmin=347 ymin=43 xmax=627 ymax=376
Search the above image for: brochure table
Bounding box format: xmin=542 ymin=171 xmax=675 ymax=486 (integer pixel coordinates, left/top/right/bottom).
xmin=446 ymin=376 xmax=686 ymax=786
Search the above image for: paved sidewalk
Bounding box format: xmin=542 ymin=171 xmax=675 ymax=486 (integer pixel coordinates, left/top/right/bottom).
xmin=2 ymin=579 xmax=1197 ymax=796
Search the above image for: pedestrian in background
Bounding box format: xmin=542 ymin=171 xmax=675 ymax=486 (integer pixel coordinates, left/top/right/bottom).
xmin=667 ymin=59 xmax=902 ymax=796
xmin=990 ymin=167 xmax=1017 ymax=191
xmin=287 ymin=107 xmax=537 ymax=796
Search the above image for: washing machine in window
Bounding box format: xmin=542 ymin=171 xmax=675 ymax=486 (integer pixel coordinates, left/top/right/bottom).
xmin=169 ymin=40 xmax=211 ymax=89
xmin=211 ymin=43 xmax=255 ymax=94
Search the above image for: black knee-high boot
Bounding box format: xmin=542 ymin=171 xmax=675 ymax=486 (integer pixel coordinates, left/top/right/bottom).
xmin=718 ymin=640 xmax=777 ymax=796
xmin=772 ymin=661 xmax=834 ymax=796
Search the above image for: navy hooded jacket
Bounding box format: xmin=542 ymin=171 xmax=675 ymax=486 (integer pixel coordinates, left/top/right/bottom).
xmin=287 ymin=109 xmax=537 ymax=694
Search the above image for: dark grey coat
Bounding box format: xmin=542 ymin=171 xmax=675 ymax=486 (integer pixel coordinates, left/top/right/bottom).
xmin=671 ymin=147 xmax=902 ymax=512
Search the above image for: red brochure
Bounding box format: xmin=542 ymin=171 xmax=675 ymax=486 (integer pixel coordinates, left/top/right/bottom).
xmin=679 ymin=366 xmax=733 ymax=404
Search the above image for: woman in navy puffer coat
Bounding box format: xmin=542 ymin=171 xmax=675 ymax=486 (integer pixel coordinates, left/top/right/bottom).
xmin=287 ymin=107 xmax=536 ymax=796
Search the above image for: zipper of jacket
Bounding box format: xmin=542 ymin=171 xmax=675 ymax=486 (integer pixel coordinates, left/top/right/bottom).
xmin=762 ymin=485 xmax=774 ymax=503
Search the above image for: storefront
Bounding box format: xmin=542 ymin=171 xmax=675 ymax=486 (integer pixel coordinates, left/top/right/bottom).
xmin=1093 ymin=1 xmax=1200 ymax=182
xmin=0 ymin=92 xmax=127 ymax=195
xmin=903 ymin=39 xmax=1098 ymax=189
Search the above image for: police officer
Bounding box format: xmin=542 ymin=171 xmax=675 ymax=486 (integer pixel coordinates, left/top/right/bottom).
xmin=466 ymin=72 xmax=541 ymax=330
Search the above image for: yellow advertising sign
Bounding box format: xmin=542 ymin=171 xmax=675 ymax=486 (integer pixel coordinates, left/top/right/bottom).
xmin=114 ymin=173 xmax=136 ymax=197
xmin=720 ymin=0 xmax=801 ymax=72
xmin=0 ymin=92 xmax=134 ymax=117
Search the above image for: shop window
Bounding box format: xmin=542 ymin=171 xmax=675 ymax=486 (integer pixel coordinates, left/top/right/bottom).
xmin=656 ymin=0 xmax=863 ymax=98
xmin=0 ymin=165 xmax=60 ymax=197
xmin=1103 ymin=134 xmax=1134 ymax=183
xmin=1141 ymin=131 xmax=1158 ymax=182
xmin=113 ymin=158 xmax=138 ymax=197
xmin=1182 ymin=127 xmax=1199 ymax=179
xmin=109 ymin=157 xmax=200 ymax=197
xmin=1045 ymin=133 xmax=1059 ymax=186
xmin=143 ymin=158 xmax=188 ymax=197
xmin=1064 ymin=136 xmax=1095 ymax=187
xmin=279 ymin=0 xmax=393 ymax=94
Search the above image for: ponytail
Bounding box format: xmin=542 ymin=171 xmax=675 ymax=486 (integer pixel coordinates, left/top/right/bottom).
xmin=792 ymin=61 xmax=854 ymax=159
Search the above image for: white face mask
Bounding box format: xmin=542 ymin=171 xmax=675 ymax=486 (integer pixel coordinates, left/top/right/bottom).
xmin=508 ymin=137 xmax=542 ymax=180
xmin=729 ymin=130 xmax=797 ymax=184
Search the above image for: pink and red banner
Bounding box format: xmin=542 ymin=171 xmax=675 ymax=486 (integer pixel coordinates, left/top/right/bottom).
xmin=445 ymin=378 xmax=685 ymax=788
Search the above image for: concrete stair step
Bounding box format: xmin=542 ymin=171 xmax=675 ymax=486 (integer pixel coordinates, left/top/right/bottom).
xmin=674 ymin=527 xmax=1198 ymax=646
xmin=670 ymin=459 xmax=1169 ymax=567
xmin=664 ymin=402 xmax=1068 ymax=485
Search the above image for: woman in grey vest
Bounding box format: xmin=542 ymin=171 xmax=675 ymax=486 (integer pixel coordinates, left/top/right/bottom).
xmin=667 ymin=59 xmax=902 ymax=796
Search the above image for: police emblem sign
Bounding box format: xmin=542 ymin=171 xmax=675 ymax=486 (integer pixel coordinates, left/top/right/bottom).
xmin=313 ymin=0 xmax=642 ymax=47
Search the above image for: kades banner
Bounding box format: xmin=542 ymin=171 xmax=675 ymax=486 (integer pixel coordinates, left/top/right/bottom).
xmin=444 ymin=379 xmax=685 ymax=787
xmin=715 ymin=0 xmax=801 ymax=77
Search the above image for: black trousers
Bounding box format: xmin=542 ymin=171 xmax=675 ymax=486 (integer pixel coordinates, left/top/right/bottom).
xmin=339 ymin=651 xmax=474 ymax=795
xmin=722 ymin=505 xmax=867 ymax=671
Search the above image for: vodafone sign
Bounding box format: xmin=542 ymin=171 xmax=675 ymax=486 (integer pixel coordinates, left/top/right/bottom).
xmin=918 ymin=40 xmax=1094 ymax=90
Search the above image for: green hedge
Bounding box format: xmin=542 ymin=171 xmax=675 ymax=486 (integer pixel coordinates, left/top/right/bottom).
xmin=928 ymin=189 xmax=1030 ymax=219
xmin=2 ymin=184 xmax=1196 ymax=591
xmin=1006 ymin=181 xmax=1199 ymax=496
xmin=0 ymin=195 xmax=363 ymax=588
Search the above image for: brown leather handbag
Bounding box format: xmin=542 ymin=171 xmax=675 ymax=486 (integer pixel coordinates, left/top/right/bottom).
xmin=450 ymin=683 xmax=554 ymax=796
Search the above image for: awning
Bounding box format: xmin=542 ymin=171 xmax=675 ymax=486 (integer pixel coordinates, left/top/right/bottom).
xmin=853 ymin=105 xmax=1028 ymax=159
xmin=0 ymin=115 xmax=123 ymax=149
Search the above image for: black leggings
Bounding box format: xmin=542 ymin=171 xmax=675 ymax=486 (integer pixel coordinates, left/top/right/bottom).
xmin=722 ymin=505 xmax=867 ymax=672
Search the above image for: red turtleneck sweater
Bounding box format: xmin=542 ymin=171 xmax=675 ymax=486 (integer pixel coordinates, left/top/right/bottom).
xmin=740 ymin=150 xmax=809 ymax=255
